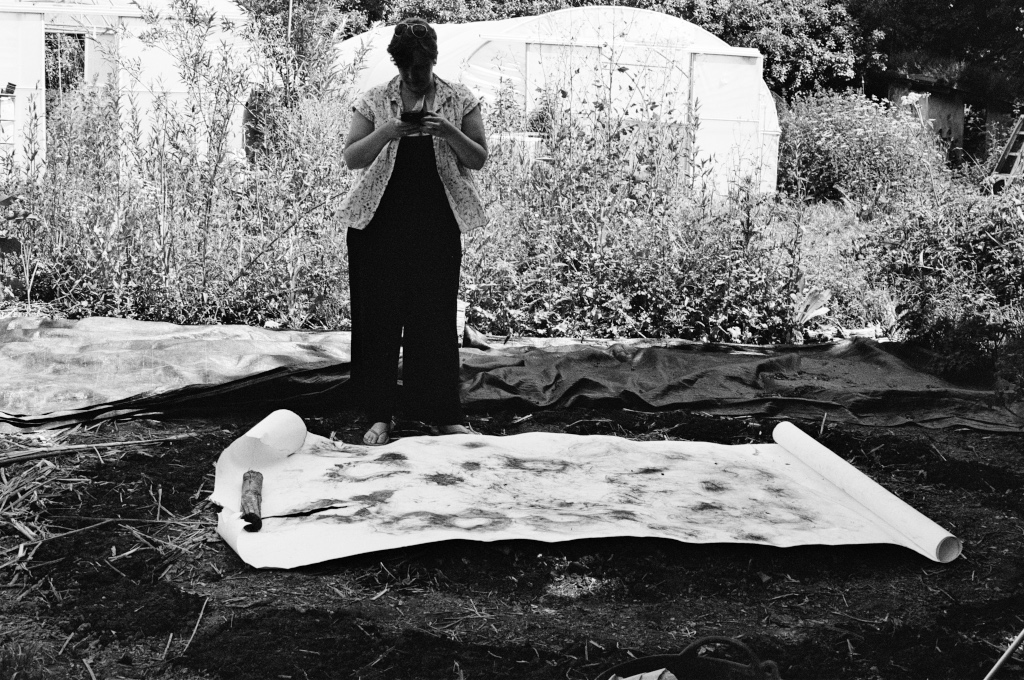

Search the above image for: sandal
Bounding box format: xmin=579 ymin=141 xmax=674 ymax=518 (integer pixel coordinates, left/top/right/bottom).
xmin=362 ymin=419 xmax=395 ymax=446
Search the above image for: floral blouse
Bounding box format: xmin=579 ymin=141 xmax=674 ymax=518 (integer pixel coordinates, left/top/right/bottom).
xmin=338 ymin=75 xmax=489 ymax=233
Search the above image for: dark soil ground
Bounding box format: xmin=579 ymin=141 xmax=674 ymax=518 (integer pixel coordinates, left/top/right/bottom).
xmin=1 ymin=407 xmax=1022 ymax=680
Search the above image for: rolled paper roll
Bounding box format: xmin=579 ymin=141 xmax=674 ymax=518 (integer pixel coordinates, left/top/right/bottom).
xmin=240 ymin=470 xmax=264 ymax=532
xmin=773 ymin=421 xmax=962 ymax=563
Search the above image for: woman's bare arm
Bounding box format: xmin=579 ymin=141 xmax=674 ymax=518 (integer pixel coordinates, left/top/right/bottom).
xmin=343 ymin=111 xmax=419 ymax=170
xmin=421 ymin=104 xmax=489 ymax=170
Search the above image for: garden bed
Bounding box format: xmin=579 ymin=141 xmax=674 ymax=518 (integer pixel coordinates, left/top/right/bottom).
xmin=1 ymin=407 xmax=1022 ymax=679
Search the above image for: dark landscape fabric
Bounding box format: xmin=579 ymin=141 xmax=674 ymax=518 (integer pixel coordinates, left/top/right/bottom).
xmin=460 ymin=339 xmax=1024 ymax=431
xmin=1 ymin=316 xmax=1021 ymax=432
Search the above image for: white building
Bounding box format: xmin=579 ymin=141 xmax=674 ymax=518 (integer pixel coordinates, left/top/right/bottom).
xmin=0 ymin=0 xmax=248 ymax=166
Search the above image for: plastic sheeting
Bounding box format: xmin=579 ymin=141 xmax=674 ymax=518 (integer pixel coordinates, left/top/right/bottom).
xmin=1 ymin=316 xmax=1021 ymax=432
xmin=210 ymin=410 xmax=961 ymax=569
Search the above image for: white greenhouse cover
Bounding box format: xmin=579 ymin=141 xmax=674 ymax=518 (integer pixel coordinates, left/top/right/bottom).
xmin=335 ymin=6 xmax=780 ymax=193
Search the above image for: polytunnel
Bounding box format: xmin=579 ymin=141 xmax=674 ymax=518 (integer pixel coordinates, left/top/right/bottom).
xmin=335 ymin=5 xmax=781 ymax=193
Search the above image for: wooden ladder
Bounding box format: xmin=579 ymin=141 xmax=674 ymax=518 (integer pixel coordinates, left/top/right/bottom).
xmin=990 ymin=115 xmax=1024 ymax=191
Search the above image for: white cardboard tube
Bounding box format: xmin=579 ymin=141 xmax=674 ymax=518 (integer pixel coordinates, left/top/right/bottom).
xmin=241 ymin=409 xmax=308 ymax=461
xmin=773 ymin=421 xmax=961 ymax=563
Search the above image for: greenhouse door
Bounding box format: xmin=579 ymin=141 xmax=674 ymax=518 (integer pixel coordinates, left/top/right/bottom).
xmin=688 ymin=51 xmax=763 ymax=194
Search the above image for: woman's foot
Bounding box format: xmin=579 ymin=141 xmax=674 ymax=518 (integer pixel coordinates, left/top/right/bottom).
xmin=429 ymin=423 xmax=472 ymax=436
xmin=363 ymin=420 xmax=394 ymax=445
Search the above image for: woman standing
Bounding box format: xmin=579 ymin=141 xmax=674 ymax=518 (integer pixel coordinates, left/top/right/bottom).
xmin=339 ymin=17 xmax=489 ymax=445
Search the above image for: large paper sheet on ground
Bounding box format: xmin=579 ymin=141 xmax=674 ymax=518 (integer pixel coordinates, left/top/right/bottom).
xmin=210 ymin=411 xmax=961 ymax=569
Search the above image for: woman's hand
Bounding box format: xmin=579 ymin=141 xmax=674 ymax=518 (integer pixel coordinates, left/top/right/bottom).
xmin=385 ymin=117 xmax=424 ymax=140
xmin=421 ymin=105 xmax=488 ymax=170
xmin=419 ymin=111 xmax=459 ymax=140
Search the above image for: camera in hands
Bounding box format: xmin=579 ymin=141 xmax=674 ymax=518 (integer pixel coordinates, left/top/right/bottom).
xmin=400 ymin=110 xmax=429 ymax=124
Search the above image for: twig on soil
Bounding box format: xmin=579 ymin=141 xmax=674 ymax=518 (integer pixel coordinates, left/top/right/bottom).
xmin=0 ymin=433 xmax=194 ymax=466
xmin=178 ymin=597 xmax=209 ymax=658
xmin=46 ymin=578 xmax=61 ymax=603
xmin=15 ymin=577 xmax=45 ymax=602
xmin=82 ymin=659 xmax=98 ymax=680
xmin=7 ymin=518 xmax=37 ymax=541
xmin=832 ymin=610 xmax=889 ymax=626
xmin=566 ymin=418 xmax=614 ymax=429
xmin=0 ymin=542 xmax=42 ymax=571
xmin=57 ymin=632 xmax=74 ymax=655
xmin=48 ymin=515 xmax=207 ymax=526
xmin=119 ymin=526 xmax=198 ymax=556
xmin=363 ymin=645 xmax=398 ymax=669
xmin=0 ymin=519 xmax=115 ymax=557
xmin=104 ymin=559 xmax=130 ymax=580
xmin=919 ymin=574 xmax=958 ymax=603
xmin=161 ymin=634 xmax=174 ymax=661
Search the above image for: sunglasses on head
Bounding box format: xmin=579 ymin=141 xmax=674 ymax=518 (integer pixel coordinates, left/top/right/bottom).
xmin=395 ymin=22 xmax=429 ymax=38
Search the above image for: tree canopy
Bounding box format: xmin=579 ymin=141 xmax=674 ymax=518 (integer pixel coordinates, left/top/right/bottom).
xmin=846 ymin=0 xmax=1024 ymax=101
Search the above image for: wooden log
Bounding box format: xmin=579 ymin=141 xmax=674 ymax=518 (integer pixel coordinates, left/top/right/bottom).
xmin=240 ymin=470 xmax=263 ymax=532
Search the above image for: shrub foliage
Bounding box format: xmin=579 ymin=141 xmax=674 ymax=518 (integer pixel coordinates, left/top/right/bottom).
xmin=467 ymin=110 xmax=800 ymax=342
xmin=866 ymin=185 xmax=1024 ymax=382
xmin=777 ymin=89 xmax=948 ymax=204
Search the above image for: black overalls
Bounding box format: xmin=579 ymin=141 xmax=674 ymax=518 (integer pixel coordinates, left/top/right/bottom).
xmin=346 ymin=134 xmax=464 ymax=425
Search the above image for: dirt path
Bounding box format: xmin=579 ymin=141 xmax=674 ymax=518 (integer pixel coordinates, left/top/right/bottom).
xmin=1 ymin=408 xmax=1022 ymax=679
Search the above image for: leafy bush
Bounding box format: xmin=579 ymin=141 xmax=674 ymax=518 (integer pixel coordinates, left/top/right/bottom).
xmin=777 ymin=89 xmax=949 ymax=204
xmin=462 ymin=211 xmax=800 ymax=343
xmin=865 ymin=184 xmax=1024 ymax=385
xmin=793 ymin=202 xmax=897 ymax=331
xmin=466 ymin=92 xmax=807 ymax=343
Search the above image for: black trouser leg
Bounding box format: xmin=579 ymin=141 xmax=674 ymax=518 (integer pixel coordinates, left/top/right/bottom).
xmin=401 ymin=234 xmax=464 ymax=425
xmin=347 ymin=227 xmax=403 ymax=424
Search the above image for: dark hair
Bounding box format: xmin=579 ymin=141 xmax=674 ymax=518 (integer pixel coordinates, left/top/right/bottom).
xmin=387 ymin=17 xmax=438 ymax=68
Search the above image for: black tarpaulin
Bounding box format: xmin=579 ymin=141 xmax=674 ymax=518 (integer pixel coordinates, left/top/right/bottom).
xmin=1 ymin=317 xmax=1020 ymax=432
